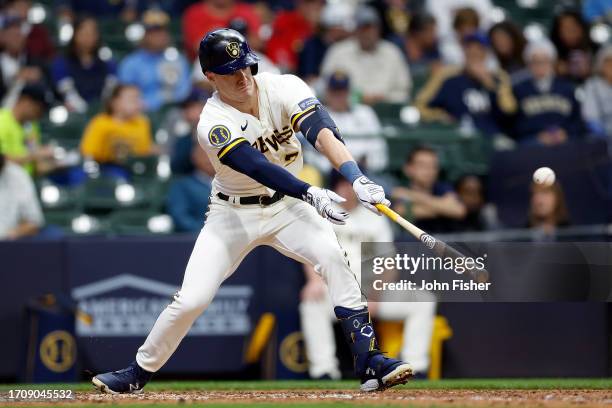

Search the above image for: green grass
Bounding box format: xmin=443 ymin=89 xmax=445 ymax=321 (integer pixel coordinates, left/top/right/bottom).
xmin=1 ymin=380 xmax=610 ymax=408
xmin=0 ymin=378 xmax=611 ymax=392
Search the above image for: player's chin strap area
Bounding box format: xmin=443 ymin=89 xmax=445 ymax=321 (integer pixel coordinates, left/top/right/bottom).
xmin=216 ymin=191 xmax=285 ymax=206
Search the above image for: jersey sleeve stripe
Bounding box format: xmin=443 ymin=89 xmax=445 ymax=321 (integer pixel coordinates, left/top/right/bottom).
xmin=217 ymin=137 xmax=249 ymax=159
xmin=290 ymin=105 xmax=318 ymax=129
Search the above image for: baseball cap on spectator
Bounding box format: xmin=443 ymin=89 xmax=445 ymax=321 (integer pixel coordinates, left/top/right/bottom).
xmin=321 ymin=2 xmax=355 ymax=31
xmin=462 ymin=31 xmax=489 ymax=47
xmin=181 ymin=87 xmax=210 ymax=107
xmin=327 ymin=71 xmax=350 ymax=91
xmin=142 ymin=9 xmax=169 ymax=31
xmin=355 ymin=6 xmax=381 ymax=28
xmin=229 ymin=18 xmax=249 ymax=37
xmin=20 ymin=84 xmax=53 ymax=110
xmin=523 ymin=39 xmax=557 ymax=62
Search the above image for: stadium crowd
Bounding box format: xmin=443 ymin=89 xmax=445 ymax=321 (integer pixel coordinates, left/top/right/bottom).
xmin=0 ymin=0 xmax=611 ymax=241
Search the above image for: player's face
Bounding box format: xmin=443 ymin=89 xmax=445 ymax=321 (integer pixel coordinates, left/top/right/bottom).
xmin=208 ymin=67 xmax=256 ymax=101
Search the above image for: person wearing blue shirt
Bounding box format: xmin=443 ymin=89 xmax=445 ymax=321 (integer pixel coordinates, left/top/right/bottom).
xmin=166 ymin=141 xmax=214 ymax=233
xmin=118 ymin=9 xmax=190 ymax=112
xmin=391 ymin=146 xmax=466 ymax=234
xmin=415 ymin=32 xmax=516 ymax=137
xmin=511 ymin=40 xmax=584 ymax=145
xmin=51 ymin=16 xmax=117 ymax=112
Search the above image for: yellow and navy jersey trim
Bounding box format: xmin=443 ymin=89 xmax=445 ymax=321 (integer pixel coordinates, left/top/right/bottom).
xmin=290 ymin=105 xmax=318 ymax=130
xmin=217 ymin=137 xmax=249 ymax=159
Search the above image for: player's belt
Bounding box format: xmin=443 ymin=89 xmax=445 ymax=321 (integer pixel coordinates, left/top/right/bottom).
xmin=217 ymin=191 xmax=285 ymax=206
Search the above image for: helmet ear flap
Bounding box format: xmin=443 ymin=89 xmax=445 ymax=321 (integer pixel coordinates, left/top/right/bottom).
xmin=249 ymin=64 xmax=259 ymax=75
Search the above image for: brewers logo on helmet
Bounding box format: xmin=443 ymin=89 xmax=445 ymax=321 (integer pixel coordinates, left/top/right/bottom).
xmin=199 ymin=29 xmax=259 ymax=75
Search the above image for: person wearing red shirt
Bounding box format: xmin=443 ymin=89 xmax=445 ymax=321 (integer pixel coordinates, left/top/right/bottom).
xmin=266 ymin=0 xmax=324 ymax=72
xmin=182 ymin=0 xmax=261 ymax=61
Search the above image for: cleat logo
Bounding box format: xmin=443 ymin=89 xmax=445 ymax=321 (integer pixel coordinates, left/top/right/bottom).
xmin=129 ymin=383 xmax=140 ymax=392
xmin=353 ymin=319 xmax=360 ymax=328
xmin=366 ymin=367 xmax=376 ymax=376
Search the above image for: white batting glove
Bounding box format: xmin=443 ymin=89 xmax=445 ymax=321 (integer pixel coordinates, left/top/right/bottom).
xmin=352 ymin=176 xmax=391 ymax=215
xmin=303 ymin=186 xmax=349 ymax=225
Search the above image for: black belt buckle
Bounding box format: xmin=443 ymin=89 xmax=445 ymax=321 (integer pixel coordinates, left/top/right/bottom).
xmin=258 ymin=195 xmax=267 ymax=206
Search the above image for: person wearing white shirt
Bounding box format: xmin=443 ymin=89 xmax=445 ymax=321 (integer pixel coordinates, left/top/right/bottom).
xmin=324 ymin=71 xmax=387 ymax=172
xmin=321 ymin=6 xmax=411 ymax=104
xmin=0 ymin=154 xmax=44 ymax=240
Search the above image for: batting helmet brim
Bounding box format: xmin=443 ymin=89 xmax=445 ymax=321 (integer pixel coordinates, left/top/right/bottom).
xmin=208 ymin=51 xmax=259 ymax=75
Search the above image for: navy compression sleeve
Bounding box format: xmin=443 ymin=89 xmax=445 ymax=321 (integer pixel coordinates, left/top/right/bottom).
xmin=220 ymin=142 xmax=310 ymax=199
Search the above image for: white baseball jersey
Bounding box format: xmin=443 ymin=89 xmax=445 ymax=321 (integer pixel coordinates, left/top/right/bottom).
xmin=135 ymin=72 xmax=366 ymax=374
xmin=197 ymin=72 xmax=318 ymax=196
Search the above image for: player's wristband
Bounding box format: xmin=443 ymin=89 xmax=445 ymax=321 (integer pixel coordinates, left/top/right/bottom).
xmin=338 ymin=161 xmax=364 ymax=184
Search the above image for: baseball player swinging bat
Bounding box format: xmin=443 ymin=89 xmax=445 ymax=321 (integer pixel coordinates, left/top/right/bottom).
xmin=375 ymin=204 xmax=490 ymax=283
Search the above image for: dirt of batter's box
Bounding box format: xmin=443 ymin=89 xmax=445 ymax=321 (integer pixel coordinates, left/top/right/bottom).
xmin=4 ymin=389 xmax=612 ymax=407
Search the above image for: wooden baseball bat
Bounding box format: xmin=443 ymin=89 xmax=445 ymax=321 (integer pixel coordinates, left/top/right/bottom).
xmin=375 ymin=204 xmax=489 ymax=283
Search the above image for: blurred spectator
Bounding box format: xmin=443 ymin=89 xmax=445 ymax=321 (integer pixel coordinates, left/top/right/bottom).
xmin=425 ymin=0 xmax=494 ymax=42
xmin=488 ymin=20 xmax=526 ymax=76
xmin=435 ymin=6 xmax=485 ymax=65
xmin=582 ymin=45 xmax=612 ymax=138
xmin=182 ymin=0 xmax=261 ymax=61
xmin=366 ymin=0 xmax=413 ymax=46
xmin=57 ymin=0 xmax=193 ymax=21
xmin=528 ymin=181 xmax=570 ymax=240
xmin=80 ymin=84 xmax=157 ymax=175
xmin=0 ymin=14 xmax=47 ymax=105
xmin=191 ymin=18 xmax=279 ymax=91
xmin=266 ymin=0 xmax=324 ymax=72
xmin=0 ymin=152 xmax=44 ymax=240
xmin=415 ymin=32 xmax=516 ymax=137
xmin=582 ymin=0 xmax=612 ymax=23
xmin=550 ymin=10 xmax=594 ymax=83
xmin=452 ymin=174 xmax=500 ymax=231
xmin=392 ymin=146 xmax=466 ymax=233
xmin=0 ymin=84 xmax=53 ymax=175
xmin=511 ymin=40 xmax=583 ymax=145
xmin=324 ymin=71 xmax=386 ymax=172
xmin=3 ymin=0 xmax=55 ymax=62
xmin=118 ymin=9 xmax=190 ymax=112
xmin=298 ymin=2 xmax=353 ymax=83
xmin=321 ymin=6 xmax=411 ymax=104
xmin=324 ymin=71 xmax=381 ymax=135
xmin=57 ymin=0 xmax=137 ymax=22
xmin=51 ymin=16 xmax=117 ymax=113
xmin=403 ymin=12 xmax=441 ymax=77
xmin=162 ymin=88 xmax=209 ymax=175
xmin=166 ymin=142 xmax=214 ymax=233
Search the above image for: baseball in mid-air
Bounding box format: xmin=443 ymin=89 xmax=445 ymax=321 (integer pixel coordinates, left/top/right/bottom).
xmin=533 ymin=167 xmax=556 ymax=186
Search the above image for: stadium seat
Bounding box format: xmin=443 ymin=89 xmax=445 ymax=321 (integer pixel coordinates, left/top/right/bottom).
xmin=82 ymin=177 xmax=168 ymax=213
xmin=372 ymin=103 xmax=404 ymax=123
xmin=109 ymin=210 xmax=174 ymax=235
xmin=44 ymin=211 xmax=110 ymax=235
xmin=37 ymin=181 xmax=84 ymax=212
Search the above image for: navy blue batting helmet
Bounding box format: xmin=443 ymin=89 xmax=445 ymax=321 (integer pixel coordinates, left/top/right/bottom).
xmin=198 ymin=28 xmax=259 ymax=75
